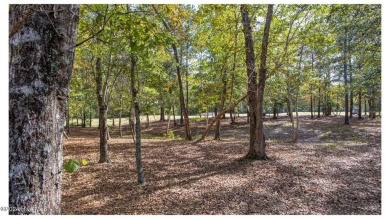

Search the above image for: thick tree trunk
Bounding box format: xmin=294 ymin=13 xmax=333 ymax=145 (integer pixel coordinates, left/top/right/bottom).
xmin=241 ymin=5 xmax=257 ymax=154
xmin=241 ymin=4 xmax=273 ymax=160
xmin=95 ymin=58 xmax=110 ymax=163
xmin=130 ymin=56 xmax=145 ymax=185
xmin=9 ymin=4 xmax=79 ymax=214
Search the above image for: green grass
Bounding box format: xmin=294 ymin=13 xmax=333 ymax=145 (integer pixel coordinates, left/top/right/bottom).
xmin=322 ymin=142 xmax=337 ymax=147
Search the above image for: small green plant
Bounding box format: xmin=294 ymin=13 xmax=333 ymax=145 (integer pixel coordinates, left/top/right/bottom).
xmin=164 ymin=130 xmax=175 ymax=139
xmin=64 ymin=159 xmax=80 ymax=174
xmin=64 ymin=158 xmax=88 ymax=174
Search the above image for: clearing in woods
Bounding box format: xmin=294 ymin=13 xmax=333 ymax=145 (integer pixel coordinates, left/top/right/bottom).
xmin=61 ymin=115 xmax=381 ymax=214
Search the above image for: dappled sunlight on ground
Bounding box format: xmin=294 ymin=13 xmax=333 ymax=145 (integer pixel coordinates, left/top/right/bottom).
xmin=62 ymin=115 xmax=381 ymax=214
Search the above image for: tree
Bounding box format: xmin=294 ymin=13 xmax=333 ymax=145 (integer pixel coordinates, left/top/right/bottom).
xmin=152 ymin=5 xmax=192 ymax=141
xmin=9 ymin=4 xmax=79 ymax=214
xmin=241 ymin=4 xmax=273 ymax=160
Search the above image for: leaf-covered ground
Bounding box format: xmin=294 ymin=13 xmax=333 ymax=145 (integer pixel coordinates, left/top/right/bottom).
xmin=62 ymin=115 xmax=381 ymax=214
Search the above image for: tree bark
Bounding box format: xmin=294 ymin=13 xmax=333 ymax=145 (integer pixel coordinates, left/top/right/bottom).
xmin=130 ymin=56 xmax=145 ymax=185
xmin=66 ymin=104 xmax=70 ymax=134
xmin=152 ymin=5 xmax=191 ymax=140
xmin=95 ymin=58 xmax=110 ymax=163
xmin=241 ymin=4 xmax=273 ymax=160
xmin=9 ymin=4 xmax=79 ymax=214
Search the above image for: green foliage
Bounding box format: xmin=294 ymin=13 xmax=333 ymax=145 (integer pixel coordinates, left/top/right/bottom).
xmin=164 ymin=130 xmax=175 ymax=139
xmin=64 ymin=159 xmax=80 ymax=174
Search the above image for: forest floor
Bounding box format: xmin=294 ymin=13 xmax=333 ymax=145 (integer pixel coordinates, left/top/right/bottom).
xmin=62 ymin=114 xmax=381 ymax=215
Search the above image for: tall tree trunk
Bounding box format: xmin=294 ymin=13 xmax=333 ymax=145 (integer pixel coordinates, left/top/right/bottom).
xmin=172 ymin=44 xmax=192 ymax=140
xmin=215 ymin=64 xmax=228 ymax=140
xmin=152 ymin=6 xmax=191 ymax=139
xmin=241 ymin=5 xmax=257 ymax=154
xmin=358 ymin=90 xmax=362 ymax=119
xmin=95 ymin=58 xmax=110 ymax=163
xmin=349 ymin=56 xmax=353 ymax=118
xmin=241 ymin=4 xmax=273 ymax=160
xmin=130 ymin=56 xmax=145 ymax=185
xmin=229 ymin=16 xmax=238 ymax=125
xmin=119 ymin=98 xmax=123 ymax=137
xmin=9 ymin=4 xmax=79 ymax=214
xmin=317 ymin=87 xmax=321 ymax=118
xmin=76 ymin=114 xmax=79 ymax=126
xmin=343 ymin=31 xmax=349 ymax=125
xmin=310 ymin=53 xmax=314 ymax=119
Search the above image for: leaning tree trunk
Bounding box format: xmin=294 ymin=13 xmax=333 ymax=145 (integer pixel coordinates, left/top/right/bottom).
xmin=172 ymin=44 xmax=192 ymax=140
xmin=9 ymin=4 xmax=79 ymax=214
xmin=95 ymin=58 xmax=111 ymax=163
xmin=130 ymin=56 xmax=145 ymax=185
